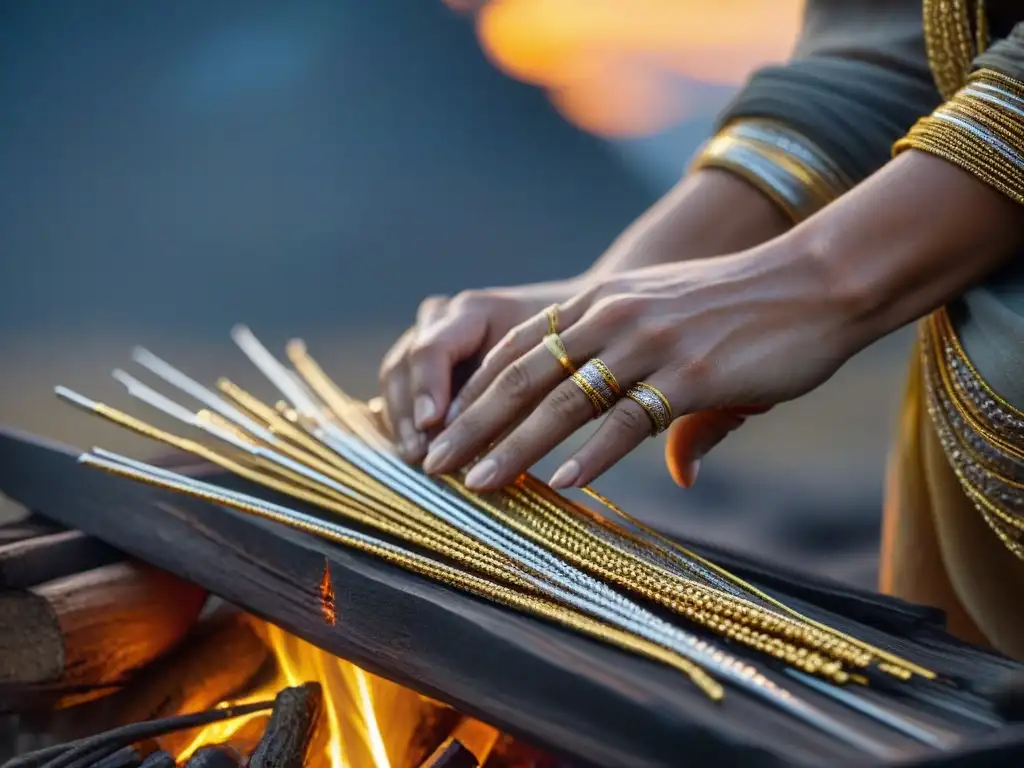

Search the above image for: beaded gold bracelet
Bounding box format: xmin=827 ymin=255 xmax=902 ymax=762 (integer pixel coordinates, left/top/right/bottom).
xmin=894 ymin=69 xmax=1024 ymax=205
xmin=690 ymin=118 xmax=853 ymax=223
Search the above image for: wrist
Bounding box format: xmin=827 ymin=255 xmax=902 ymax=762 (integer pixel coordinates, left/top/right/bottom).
xmin=778 ymin=152 xmax=1024 ymax=356
xmin=586 ymin=168 xmax=791 ymax=279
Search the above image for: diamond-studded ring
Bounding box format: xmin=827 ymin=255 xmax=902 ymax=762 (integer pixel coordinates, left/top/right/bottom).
xmin=624 ymin=382 xmax=674 ymax=435
xmin=571 ymin=359 xmax=622 ymax=416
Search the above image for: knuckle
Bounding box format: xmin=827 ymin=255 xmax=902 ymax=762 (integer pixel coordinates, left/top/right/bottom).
xmin=608 ymin=403 xmax=648 ymax=435
xmin=549 ymin=383 xmax=590 ymax=420
xmin=499 ymin=358 xmax=533 ymax=400
xmin=592 ymin=294 xmax=645 ymax=326
xmin=406 ymin=336 xmax=437 ymax=364
xmin=451 ymin=288 xmax=488 ymax=311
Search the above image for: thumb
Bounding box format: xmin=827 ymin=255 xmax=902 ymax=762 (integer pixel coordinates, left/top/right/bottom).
xmin=664 ymin=406 xmax=769 ymax=488
xmin=408 ymin=306 xmax=489 ymax=429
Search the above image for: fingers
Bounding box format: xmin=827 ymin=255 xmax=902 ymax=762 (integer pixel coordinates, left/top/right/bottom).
xmin=378 ymin=328 xmax=428 ymax=461
xmin=664 ymin=407 xmax=768 ymax=488
xmin=452 ymin=348 xmax=654 ymax=491
xmin=450 ymin=304 xmax=568 ymax=425
xmin=422 ymin=316 xmax=607 ymax=478
xmin=548 ymin=372 xmax=679 ymax=489
xmin=407 ymin=296 xmax=478 ymax=431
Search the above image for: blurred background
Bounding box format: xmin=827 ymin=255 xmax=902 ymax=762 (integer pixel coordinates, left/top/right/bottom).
xmin=0 ymin=0 xmax=914 ymax=589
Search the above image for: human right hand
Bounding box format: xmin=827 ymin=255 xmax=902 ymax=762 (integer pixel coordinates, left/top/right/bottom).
xmin=379 ymin=279 xmax=580 ymax=462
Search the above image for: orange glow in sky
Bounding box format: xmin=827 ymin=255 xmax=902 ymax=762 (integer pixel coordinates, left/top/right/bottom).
xmin=446 ymin=0 xmax=805 ymax=136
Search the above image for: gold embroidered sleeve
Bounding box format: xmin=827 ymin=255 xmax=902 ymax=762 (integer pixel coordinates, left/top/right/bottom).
xmin=690 ymin=119 xmax=854 ymax=224
xmin=894 ymin=69 xmax=1024 ymax=205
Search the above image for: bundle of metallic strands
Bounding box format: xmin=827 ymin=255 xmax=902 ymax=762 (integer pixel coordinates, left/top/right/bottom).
xmin=55 ymin=326 xmax=952 ymax=758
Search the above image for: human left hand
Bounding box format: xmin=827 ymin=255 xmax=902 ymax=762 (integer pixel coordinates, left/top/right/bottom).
xmin=419 ymin=249 xmax=857 ymax=491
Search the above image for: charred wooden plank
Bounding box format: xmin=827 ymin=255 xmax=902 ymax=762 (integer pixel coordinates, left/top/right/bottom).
xmin=0 ymin=516 xmax=65 ymax=545
xmin=2 ymin=429 xmax=1022 ymax=767
xmin=0 ymin=531 xmax=121 ymax=589
xmin=249 ymin=684 xmax=322 ymax=768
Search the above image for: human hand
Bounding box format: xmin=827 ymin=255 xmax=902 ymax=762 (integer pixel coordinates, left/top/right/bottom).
xmin=420 ymin=250 xmax=854 ymax=490
xmin=379 ymin=279 xmax=580 ymax=462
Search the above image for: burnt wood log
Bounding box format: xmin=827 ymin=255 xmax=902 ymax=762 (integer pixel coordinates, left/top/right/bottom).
xmin=248 ymin=684 xmax=322 ymax=768
xmin=6 ymin=701 xmax=274 ymax=768
xmin=185 ymin=748 xmax=241 ymax=768
xmin=0 ymin=530 xmax=122 ymax=589
xmin=0 ymin=561 xmax=207 ymax=711
xmin=419 ymin=739 xmax=478 ymax=768
xmin=5 ymin=430 xmax=1024 ymax=768
xmin=109 ymin=608 xmax=270 ymax=736
xmin=0 ymin=516 xmax=65 ymax=545
xmin=136 ymin=752 xmax=174 ymax=768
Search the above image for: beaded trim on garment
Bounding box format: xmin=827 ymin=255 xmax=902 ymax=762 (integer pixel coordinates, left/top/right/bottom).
xmin=920 ymin=309 xmax=1024 ymax=561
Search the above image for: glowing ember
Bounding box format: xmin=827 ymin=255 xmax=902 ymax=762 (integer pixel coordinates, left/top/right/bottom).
xmin=445 ymin=0 xmax=805 ymax=136
xmin=321 ymin=560 xmax=337 ymax=626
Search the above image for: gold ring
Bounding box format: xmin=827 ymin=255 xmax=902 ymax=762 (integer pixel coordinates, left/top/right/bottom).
xmin=571 ymin=359 xmax=621 ymax=416
xmin=625 ymin=383 xmax=674 ymax=435
xmin=543 ymin=333 xmax=575 ymax=375
xmin=543 ymin=305 xmax=560 ymax=336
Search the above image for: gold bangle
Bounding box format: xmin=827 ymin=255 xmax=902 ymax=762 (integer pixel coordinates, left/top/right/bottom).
xmin=625 ymin=383 xmax=674 ymax=436
xmin=893 ymin=70 xmax=1024 ymax=205
xmin=543 ymin=333 xmax=576 ymax=375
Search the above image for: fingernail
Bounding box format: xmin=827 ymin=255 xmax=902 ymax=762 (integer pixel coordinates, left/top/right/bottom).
xmin=422 ymin=439 xmax=451 ymax=474
xmin=680 ymin=458 xmax=701 ymax=488
xmin=465 ymin=458 xmax=497 ymax=490
xmin=444 ymin=399 xmax=462 ymax=427
xmin=398 ymin=419 xmax=420 ymax=455
xmin=414 ymin=395 xmax=436 ymax=428
xmin=548 ymin=460 xmax=580 ymax=489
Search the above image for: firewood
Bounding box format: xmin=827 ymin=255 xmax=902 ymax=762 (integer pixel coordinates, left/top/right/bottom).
xmin=0 ymin=516 xmax=64 ymax=544
xmin=248 ymin=684 xmax=322 ymax=768
xmin=418 ymin=739 xmax=478 ymax=768
xmin=83 ymin=741 xmax=154 ymax=768
xmin=109 ymin=609 xmax=270 ymax=729
xmin=0 ymin=531 xmax=122 ymax=589
xmin=0 ymin=562 xmax=207 ymax=711
xmin=185 ymin=747 xmax=241 ymax=768
xmin=8 ymin=701 xmax=274 ymax=768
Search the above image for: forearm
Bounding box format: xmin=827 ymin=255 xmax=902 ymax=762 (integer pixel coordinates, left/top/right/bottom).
xmin=781 ymin=151 xmax=1024 ymax=354
xmin=585 ymin=168 xmax=791 ymax=278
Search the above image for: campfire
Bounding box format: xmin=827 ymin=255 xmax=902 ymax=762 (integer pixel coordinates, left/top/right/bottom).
xmin=0 ymin=515 xmax=560 ymax=768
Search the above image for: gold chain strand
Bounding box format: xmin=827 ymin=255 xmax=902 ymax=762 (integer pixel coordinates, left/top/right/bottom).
xmin=58 ymin=393 xmax=546 ymax=594
xmin=287 ymin=339 xmax=932 ymax=679
xmin=579 ymin=487 xmax=934 ymax=680
xmin=214 ymin=380 xmax=520 ymax=571
xmin=510 ymin=481 xmax=845 ymax=643
xmin=83 ymin=456 xmax=725 ymax=700
xmin=503 ymin=485 xmax=864 ymax=680
xmin=447 ymin=478 xmax=853 ymax=682
xmin=923 ymin=0 xmax=987 ymax=100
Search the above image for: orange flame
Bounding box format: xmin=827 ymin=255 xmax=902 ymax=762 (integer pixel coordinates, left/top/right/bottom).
xmin=321 ymin=561 xmax=337 ymax=626
xmin=177 ymin=622 xmax=442 ymax=768
xmin=445 ymin=0 xmax=805 ymax=136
